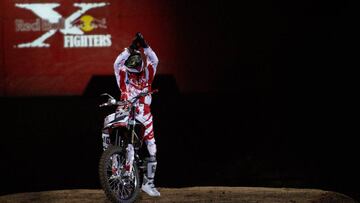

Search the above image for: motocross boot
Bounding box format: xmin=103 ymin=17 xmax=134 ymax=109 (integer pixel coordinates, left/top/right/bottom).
xmin=141 ymin=156 xmax=160 ymax=196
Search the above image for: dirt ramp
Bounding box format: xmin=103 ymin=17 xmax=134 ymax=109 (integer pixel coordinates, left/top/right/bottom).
xmin=0 ymin=187 xmax=357 ymax=203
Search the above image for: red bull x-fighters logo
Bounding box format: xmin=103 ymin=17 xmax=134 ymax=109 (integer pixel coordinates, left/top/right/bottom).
xmin=14 ymin=2 xmax=112 ymax=48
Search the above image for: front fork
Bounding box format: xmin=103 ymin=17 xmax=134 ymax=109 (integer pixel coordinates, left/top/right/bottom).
xmin=125 ymin=144 xmax=135 ymax=172
xmin=125 ymin=118 xmax=137 ymax=172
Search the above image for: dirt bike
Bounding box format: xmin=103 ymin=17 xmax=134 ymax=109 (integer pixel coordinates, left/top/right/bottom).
xmin=98 ymin=90 xmax=158 ymax=203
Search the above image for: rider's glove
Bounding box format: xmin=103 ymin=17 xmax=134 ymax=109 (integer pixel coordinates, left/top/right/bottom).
xmin=128 ymin=36 xmax=139 ymax=53
xmin=135 ymin=32 xmax=149 ymax=48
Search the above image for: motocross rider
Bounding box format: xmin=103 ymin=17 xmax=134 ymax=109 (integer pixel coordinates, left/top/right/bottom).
xmin=102 ymin=32 xmax=160 ymax=197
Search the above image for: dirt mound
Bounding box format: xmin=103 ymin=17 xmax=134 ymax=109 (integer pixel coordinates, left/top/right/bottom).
xmin=0 ymin=187 xmax=357 ymax=203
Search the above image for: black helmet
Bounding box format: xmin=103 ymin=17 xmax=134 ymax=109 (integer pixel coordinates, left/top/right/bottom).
xmin=125 ymin=52 xmax=143 ymax=73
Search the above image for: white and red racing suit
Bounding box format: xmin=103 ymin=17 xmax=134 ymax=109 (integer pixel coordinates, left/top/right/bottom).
xmin=102 ymin=42 xmax=160 ymax=196
xmin=113 ymin=47 xmax=159 ymax=157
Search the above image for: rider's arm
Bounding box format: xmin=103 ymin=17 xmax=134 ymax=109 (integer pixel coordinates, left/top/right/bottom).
xmin=144 ymin=47 xmax=159 ymax=84
xmin=113 ymin=48 xmax=130 ymax=100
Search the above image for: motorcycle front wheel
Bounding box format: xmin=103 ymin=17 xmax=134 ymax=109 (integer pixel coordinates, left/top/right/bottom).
xmin=99 ymin=146 xmax=140 ymax=203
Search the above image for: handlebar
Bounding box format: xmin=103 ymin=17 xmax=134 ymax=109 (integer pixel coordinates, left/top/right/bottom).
xmin=99 ymin=89 xmax=158 ymax=108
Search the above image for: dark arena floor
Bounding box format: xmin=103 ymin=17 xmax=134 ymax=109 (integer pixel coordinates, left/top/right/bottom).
xmin=0 ymin=187 xmax=357 ymax=203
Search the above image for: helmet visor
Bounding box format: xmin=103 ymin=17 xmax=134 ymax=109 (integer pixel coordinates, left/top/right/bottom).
xmin=125 ymin=54 xmax=142 ymax=69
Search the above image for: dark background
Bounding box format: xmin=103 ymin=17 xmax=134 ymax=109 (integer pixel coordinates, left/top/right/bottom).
xmin=1 ymin=0 xmax=358 ymax=201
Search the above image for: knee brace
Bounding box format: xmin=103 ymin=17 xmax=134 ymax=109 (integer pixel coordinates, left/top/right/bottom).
xmin=146 ymin=139 xmax=157 ymax=156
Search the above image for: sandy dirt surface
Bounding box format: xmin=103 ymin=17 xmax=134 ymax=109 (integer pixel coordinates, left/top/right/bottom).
xmin=0 ymin=187 xmax=357 ymax=203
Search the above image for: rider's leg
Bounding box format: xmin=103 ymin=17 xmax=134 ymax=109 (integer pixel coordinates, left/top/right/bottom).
xmin=136 ymin=108 xmax=160 ymax=197
xmin=142 ymin=138 xmax=160 ymax=196
xmin=144 ymin=138 xmax=158 ymax=181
